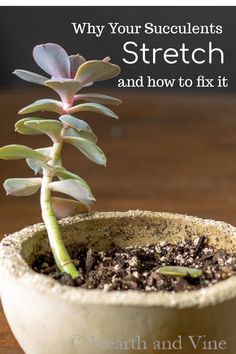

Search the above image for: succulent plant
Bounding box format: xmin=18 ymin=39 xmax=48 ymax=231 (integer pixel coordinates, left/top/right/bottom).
xmin=0 ymin=43 xmax=121 ymax=278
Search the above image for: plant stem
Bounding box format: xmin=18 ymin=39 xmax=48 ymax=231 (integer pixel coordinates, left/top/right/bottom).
xmin=40 ymin=129 xmax=79 ymax=278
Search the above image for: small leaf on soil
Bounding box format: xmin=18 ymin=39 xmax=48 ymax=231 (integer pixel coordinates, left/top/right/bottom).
xmin=158 ymin=266 xmax=203 ymax=278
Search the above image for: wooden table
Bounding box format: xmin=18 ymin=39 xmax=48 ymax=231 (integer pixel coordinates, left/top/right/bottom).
xmin=1 ymin=88 xmax=236 ymax=353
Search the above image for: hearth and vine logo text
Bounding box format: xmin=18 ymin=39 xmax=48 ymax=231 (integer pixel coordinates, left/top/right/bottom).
xmin=71 ymin=22 xmax=228 ymax=89
xmin=69 ymin=334 xmax=228 ymax=351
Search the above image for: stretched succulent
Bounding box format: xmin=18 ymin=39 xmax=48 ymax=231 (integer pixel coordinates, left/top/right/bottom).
xmin=0 ymin=43 xmax=121 ymax=278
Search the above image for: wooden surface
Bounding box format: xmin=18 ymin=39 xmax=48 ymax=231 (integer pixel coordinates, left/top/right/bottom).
xmin=1 ymin=88 xmax=236 ymax=353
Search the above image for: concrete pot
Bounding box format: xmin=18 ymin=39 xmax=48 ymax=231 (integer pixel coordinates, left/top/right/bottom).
xmin=0 ymin=210 xmax=236 ymax=354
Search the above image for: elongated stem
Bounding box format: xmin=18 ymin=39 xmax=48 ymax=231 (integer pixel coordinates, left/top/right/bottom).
xmin=40 ymin=129 xmax=79 ymax=278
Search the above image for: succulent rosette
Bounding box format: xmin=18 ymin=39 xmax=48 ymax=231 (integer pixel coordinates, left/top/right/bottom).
xmin=13 ymin=43 xmax=121 ymax=106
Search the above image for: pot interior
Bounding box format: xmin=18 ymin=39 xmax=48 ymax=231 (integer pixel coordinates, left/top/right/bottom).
xmin=19 ymin=212 xmax=236 ymax=266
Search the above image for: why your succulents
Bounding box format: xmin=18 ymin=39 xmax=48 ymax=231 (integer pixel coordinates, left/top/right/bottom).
xmin=0 ymin=43 xmax=121 ymax=278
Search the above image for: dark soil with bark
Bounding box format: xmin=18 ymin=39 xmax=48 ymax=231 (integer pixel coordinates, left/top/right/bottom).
xmin=32 ymin=236 xmax=236 ymax=292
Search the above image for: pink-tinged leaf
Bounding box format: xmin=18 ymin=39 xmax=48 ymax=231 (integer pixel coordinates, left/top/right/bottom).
xmin=3 ymin=177 xmax=42 ymax=196
xmin=74 ymin=93 xmax=122 ymax=106
xmin=0 ymin=145 xmax=50 ymax=161
xmin=25 ymin=119 xmax=63 ymax=142
xmin=49 ymin=179 xmax=96 ymax=205
xmin=103 ymin=56 xmax=111 ymax=62
xmin=45 ymin=79 xmax=81 ymax=104
xmin=75 ymin=60 xmax=121 ymax=85
xmin=69 ymin=54 xmax=86 ymax=79
xmin=69 ymin=102 xmax=118 ymax=119
xmin=18 ymin=99 xmax=64 ymax=115
xmin=13 ymin=70 xmax=48 ymax=85
xmin=33 ymin=43 xmax=71 ymax=79
xmin=64 ymin=136 xmax=106 ymax=165
xmin=52 ymin=197 xmax=90 ymax=219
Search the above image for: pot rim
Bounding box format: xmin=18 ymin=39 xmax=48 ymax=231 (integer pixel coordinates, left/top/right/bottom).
xmin=1 ymin=210 xmax=236 ymax=309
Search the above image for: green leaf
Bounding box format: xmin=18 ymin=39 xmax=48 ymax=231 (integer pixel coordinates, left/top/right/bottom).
xmin=74 ymin=93 xmax=122 ymax=106
xmin=15 ymin=117 xmax=45 ymax=135
xmin=0 ymin=145 xmax=50 ymax=161
xmin=64 ymin=136 xmax=106 ymax=166
xmin=45 ymin=79 xmax=81 ymax=104
xmin=49 ymin=179 xmax=96 ymax=205
xmin=18 ymin=99 xmax=64 ymax=115
xmin=54 ymin=166 xmax=91 ymax=191
xmin=65 ymin=128 xmax=97 ymax=144
xmin=59 ymin=115 xmax=97 ymax=142
xmin=28 ymin=160 xmax=51 ymax=175
xmin=3 ymin=178 xmax=42 ymax=196
xmin=51 ymin=196 xmax=90 ymax=219
xmin=59 ymin=114 xmax=92 ymax=132
xmin=69 ymin=102 xmax=118 ymax=119
xmin=26 ymin=147 xmax=61 ymax=174
xmin=75 ymin=60 xmax=121 ymax=85
xmin=24 ymin=119 xmax=63 ymax=142
xmin=76 ymin=130 xmax=97 ymax=144
xmin=158 ymin=266 xmax=203 ymax=279
xmin=63 ymin=128 xmax=81 ymax=137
